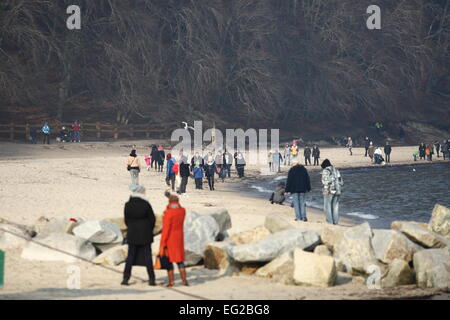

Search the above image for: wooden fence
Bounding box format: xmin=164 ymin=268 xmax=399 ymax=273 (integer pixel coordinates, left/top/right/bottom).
xmin=0 ymin=121 xmax=180 ymax=141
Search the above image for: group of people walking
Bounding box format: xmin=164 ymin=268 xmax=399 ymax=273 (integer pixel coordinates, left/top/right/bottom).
xmin=416 ymin=140 xmax=450 ymax=161
xmin=281 ymin=141 xmax=321 ymax=168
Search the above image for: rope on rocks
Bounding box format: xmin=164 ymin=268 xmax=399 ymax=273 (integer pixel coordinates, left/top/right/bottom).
xmin=0 ymin=221 xmax=209 ymax=300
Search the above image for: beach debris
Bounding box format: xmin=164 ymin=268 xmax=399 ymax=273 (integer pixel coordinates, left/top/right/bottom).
xmin=255 ymin=250 xmax=295 ymax=285
xmin=372 ymin=229 xmax=424 ymax=263
xmin=334 ymin=222 xmax=380 ymax=275
xmin=0 ymin=224 xmax=31 ymax=250
xmin=229 ymin=226 xmax=271 ymax=245
xmin=391 ymin=221 xmax=450 ymax=248
xmin=428 ymin=204 xmax=450 ymax=241
xmin=264 ymin=215 xmax=295 ymax=233
xmin=231 ymin=229 xmax=320 ymax=263
xmin=313 ymin=245 xmax=332 ymax=257
xmin=21 ymin=233 xmax=96 ymax=263
xmin=413 ymin=248 xmax=450 ymax=289
xmin=92 ymin=245 xmax=128 ymax=266
xmin=381 ymin=258 xmax=415 ymax=287
xmin=73 ymin=220 xmax=123 ymax=244
xmin=184 ymin=211 xmax=220 ymax=266
xmin=293 ymin=249 xmax=337 ymax=287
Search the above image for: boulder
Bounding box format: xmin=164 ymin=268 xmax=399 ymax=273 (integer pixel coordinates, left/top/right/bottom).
xmin=428 ymin=204 xmax=450 ymax=240
xmin=231 ymin=228 xmax=320 ymax=263
xmin=95 ymin=242 xmax=122 ymax=253
xmin=0 ymin=224 xmax=31 ymax=250
xmin=255 ymin=250 xmax=295 ymax=285
xmin=321 ymin=224 xmax=347 ymax=251
xmin=207 ymin=209 xmax=232 ymax=233
xmin=334 ymin=223 xmax=379 ymax=274
xmin=92 ymin=245 xmax=128 ymax=266
xmin=381 ymin=258 xmax=415 ymax=287
xmin=204 ymin=241 xmax=234 ymax=270
xmin=33 ymin=217 xmax=83 ymax=236
xmin=73 ymin=220 xmax=123 ymax=244
xmin=264 ymin=216 xmax=295 ymax=233
xmin=229 ymin=226 xmax=271 ymax=245
xmin=314 ymin=245 xmax=332 ymax=257
xmin=413 ymin=248 xmax=450 ymax=289
xmin=372 ymin=229 xmax=424 ymax=263
xmin=21 ymin=233 xmax=96 ymax=263
xmin=293 ymin=249 xmax=337 ymax=287
xmin=184 ymin=211 xmax=220 ymax=266
xmin=391 ymin=221 xmax=449 ymax=248
xmin=103 ymin=217 xmax=127 ymax=238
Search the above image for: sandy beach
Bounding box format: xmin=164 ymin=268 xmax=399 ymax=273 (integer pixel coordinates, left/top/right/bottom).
xmin=0 ymin=140 xmax=449 ymax=300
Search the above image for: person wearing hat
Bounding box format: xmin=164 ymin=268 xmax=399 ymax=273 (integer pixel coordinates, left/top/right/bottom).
xmin=127 ymin=149 xmax=141 ymax=185
xmin=122 ymin=184 xmax=156 ymax=286
xmin=285 ymin=157 xmax=311 ymax=222
xmin=160 ymin=191 xmax=188 ymax=287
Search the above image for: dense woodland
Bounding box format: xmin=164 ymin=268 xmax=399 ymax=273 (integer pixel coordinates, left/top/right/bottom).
xmin=0 ymin=0 xmax=449 ymax=137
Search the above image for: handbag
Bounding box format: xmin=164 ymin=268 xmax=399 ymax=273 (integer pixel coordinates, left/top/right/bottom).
xmin=154 ymin=247 xmax=171 ymax=270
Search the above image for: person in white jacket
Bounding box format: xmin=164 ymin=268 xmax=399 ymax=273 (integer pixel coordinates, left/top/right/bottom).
xmin=321 ymin=159 xmax=343 ymax=225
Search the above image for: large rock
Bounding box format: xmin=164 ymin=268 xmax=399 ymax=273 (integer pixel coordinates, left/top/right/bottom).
xmin=264 ymin=216 xmax=295 ymax=233
xmin=413 ymin=248 xmax=450 ymax=289
xmin=73 ymin=220 xmax=123 ymax=244
xmin=206 ymin=209 xmax=232 ymax=233
xmin=184 ymin=211 xmax=220 ymax=266
xmin=229 ymin=226 xmax=271 ymax=245
xmin=0 ymin=224 xmax=31 ymax=250
xmin=321 ymin=224 xmax=347 ymax=251
xmin=255 ymin=250 xmax=295 ymax=284
xmin=334 ymin=223 xmax=379 ymax=274
xmin=21 ymin=233 xmax=96 ymax=263
xmin=104 ymin=217 xmax=127 ymax=238
xmin=203 ymin=241 xmax=238 ymax=276
xmin=392 ymin=221 xmax=449 ymax=248
xmin=314 ymin=245 xmax=332 ymax=257
xmin=92 ymin=245 xmax=128 ymax=266
xmin=33 ymin=217 xmax=83 ymax=236
xmin=372 ymin=229 xmax=424 ymax=263
xmin=429 ymin=204 xmax=450 ymax=240
xmin=381 ymin=258 xmax=415 ymax=287
xmin=293 ymin=249 xmax=337 ymax=287
xmin=231 ymin=228 xmax=320 ymax=263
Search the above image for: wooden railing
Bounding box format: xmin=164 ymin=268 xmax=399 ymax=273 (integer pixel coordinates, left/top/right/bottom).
xmin=0 ymin=121 xmax=180 ymax=141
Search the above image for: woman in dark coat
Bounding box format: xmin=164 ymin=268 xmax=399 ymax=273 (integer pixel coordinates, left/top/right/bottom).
xmin=122 ymin=184 xmax=156 ymax=286
xmin=150 ymin=145 xmax=159 ymax=170
xmin=160 ymin=191 xmax=188 ymax=287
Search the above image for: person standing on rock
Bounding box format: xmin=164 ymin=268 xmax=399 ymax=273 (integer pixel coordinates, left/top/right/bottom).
xmin=160 ymin=191 xmax=188 ymax=287
xmin=122 ymin=184 xmax=156 ymax=286
xmin=285 ymin=157 xmax=311 ymax=222
xmin=321 ymin=159 xmax=343 ymax=225
xmin=127 ymin=149 xmax=141 ymax=185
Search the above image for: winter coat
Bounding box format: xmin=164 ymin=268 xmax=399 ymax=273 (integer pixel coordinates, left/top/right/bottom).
xmin=193 ymin=167 xmax=204 ymax=179
xmin=224 ymin=152 xmax=233 ymax=165
xmin=166 ymin=157 xmax=175 ymax=175
xmin=321 ymin=166 xmax=343 ymax=195
xmin=160 ymin=201 xmax=186 ymax=263
xmin=158 ymin=150 xmax=165 ymax=164
xmin=127 ymin=156 xmax=140 ymax=170
xmin=204 ymin=162 xmax=216 ymax=177
xmin=285 ymin=165 xmax=311 ymax=194
xmin=419 ymin=145 xmax=426 ymax=157
xmin=191 ymin=156 xmax=204 ymax=169
xmin=368 ymin=146 xmax=375 ymax=158
xmin=304 ymin=147 xmax=312 ymax=157
xmin=124 ymin=196 xmax=155 ymax=245
xmin=364 ymin=139 xmax=370 ymax=149
xmin=151 ymin=146 xmax=159 ymax=160
xmin=180 ymin=162 xmax=190 ymax=177
xmin=384 ymin=145 xmax=392 ymax=154
xmin=312 ymin=147 xmax=320 ymax=158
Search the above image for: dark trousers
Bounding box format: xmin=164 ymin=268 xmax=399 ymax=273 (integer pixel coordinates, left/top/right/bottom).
xmin=166 ymin=174 xmax=175 ymax=190
xmin=313 ymin=157 xmax=319 ymax=166
xmin=158 ymin=161 xmax=164 ymax=172
xmin=179 ymin=176 xmax=188 ymax=193
xmin=123 ymin=244 xmax=155 ymax=281
xmin=386 ymin=153 xmax=390 ymax=163
xmin=365 ymin=147 xmax=368 ymax=157
xmin=236 ymin=165 xmax=245 ymax=178
xmin=195 ymin=178 xmax=203 ymax=189
xmin=151 ymin=159 xmax=157 ymax=169
xmin=305 ymin=156 xmax=311 ymax=166
xmin=43 ymin=133 xmax=50 ymax=144
xmin=207 ymin=175 xmax=215 ymax=190
xmin=226 ymin=164 xmax=231 ymax=177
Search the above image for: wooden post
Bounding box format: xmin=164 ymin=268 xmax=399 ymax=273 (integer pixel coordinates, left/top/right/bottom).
xmin=96 ymin=122 xmax=101 ymax=139
xmin=114 ymin=124 xmax=119 ymax=140
xmin=9 ymin=122 xmax=14 ymax=141
xmin=25 ymin=124 xmax=30 ymax=140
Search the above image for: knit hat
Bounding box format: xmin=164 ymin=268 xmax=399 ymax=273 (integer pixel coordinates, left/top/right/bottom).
xmin=164 ymin=189 xmax=179 ymax=202
xmin=129 ymin=184 xmax=145 ymax=194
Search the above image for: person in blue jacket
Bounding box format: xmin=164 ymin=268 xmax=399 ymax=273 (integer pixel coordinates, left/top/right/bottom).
xmin=191 ymin=152 xmax=204 ymax=189
xmin=42 ymin=122 xmax=51 ymax=144
xmin=165 ymin=153 xmax=176 ymax=191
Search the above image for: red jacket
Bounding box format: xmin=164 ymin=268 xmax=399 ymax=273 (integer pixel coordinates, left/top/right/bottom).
xmin=172 ymin=162 xmax=179 ymax=175
xmin=160 ymin=201 xmax=186 ymax=263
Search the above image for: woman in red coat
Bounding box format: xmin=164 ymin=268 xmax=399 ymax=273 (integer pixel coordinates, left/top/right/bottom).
xmin=160 ymin=191 xmax=188 ymax=287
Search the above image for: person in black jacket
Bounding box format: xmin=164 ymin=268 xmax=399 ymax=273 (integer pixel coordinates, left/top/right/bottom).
xmin=150 ymin=145 xmax=159 ymax=170
xmin=178 ymin=155 xmax=190 ymax=194
xmin=304 ymin=146 xmax=312 ymax=166
xmin=419 ymin=143 xmax=426 ymax=160
xmin=364 ymin=136 xmax=370 ymax=157
xmin=312 ymin=145 xmax=320 ymax=166
xmin=384 ymin=142 xmax=392 ymax=163
xmin=285 ymin=158 xmax=311 ymax=222
xmin=122 ymin=184 xmax=156 ymax=286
